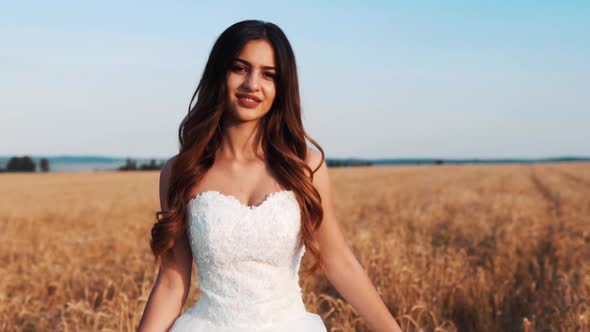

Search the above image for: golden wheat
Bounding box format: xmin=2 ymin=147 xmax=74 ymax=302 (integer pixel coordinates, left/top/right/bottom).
xmin=0 ymin=163 xmax=588 ymax=331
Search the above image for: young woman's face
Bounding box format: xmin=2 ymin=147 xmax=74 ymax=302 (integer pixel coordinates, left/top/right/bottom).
xmin=225 ymin=39 xmax=277 ymax=122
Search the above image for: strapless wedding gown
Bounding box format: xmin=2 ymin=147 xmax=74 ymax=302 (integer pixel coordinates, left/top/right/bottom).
xmin=168 ymin=190 xmax=327 ymax=332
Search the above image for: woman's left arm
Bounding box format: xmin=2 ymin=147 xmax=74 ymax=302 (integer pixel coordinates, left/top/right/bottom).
xmin=308 ymin=151 xmax=404 ymax=332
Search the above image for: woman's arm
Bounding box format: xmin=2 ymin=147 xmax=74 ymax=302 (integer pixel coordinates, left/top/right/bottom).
xmin=137 ymin=157 xmax=193 ymax=332
xmin=307 ymin=149 xmax=404 ymax=332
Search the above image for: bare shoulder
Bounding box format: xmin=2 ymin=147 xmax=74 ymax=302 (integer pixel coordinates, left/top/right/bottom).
xmin=160 ymin=155 xmax=177 ymax=177
xmin=305 ymin=147 xmax=325 ymax=174
xmin=304 ymin=147 xmax=330 ymax=192
xmin=159 ymin=154 xmax=178 ymax=210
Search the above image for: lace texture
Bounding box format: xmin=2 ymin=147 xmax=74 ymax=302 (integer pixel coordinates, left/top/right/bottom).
xmin=168 ymin=190 xmax=326 ymax=331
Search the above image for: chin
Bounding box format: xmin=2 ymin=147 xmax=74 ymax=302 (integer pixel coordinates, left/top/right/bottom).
xmin=230 ymin=107 xmax=267 ymax=122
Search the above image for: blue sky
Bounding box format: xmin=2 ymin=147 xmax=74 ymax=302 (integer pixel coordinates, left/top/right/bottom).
xmin=1 ymin=0 xmax=588 ymax=159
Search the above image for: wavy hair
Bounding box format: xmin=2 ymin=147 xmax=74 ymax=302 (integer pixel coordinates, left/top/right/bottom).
xmin=150 ymin=20 xmax=326 ymax=276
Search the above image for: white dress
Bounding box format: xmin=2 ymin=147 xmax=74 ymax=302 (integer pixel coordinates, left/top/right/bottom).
xmin=168 ymin=190 xmax=327 ymax=332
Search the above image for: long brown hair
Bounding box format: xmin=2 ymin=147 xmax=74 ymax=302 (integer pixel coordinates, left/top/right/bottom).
xmin=150 ymin=20 xmax=326 ymax=276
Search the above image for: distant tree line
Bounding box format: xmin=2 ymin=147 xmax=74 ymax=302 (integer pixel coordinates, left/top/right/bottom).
xmin=0 ymin=156 xmax=165 ymax=173
xmin=326 ymin=160 xmax=373 ymax=167
xmin=118 ymin=158 xmax=164 ymax=171
xmin=0 ymin=155 xmax=50 ymax=173
xmin=326 ymin=159 xmax=445 ymax=167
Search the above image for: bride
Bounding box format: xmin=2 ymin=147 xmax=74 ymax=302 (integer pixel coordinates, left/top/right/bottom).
xmin=137 ymin=20 xmax=403 ymax=332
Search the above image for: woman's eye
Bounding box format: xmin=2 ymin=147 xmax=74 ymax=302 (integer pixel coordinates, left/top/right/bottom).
xmin=264 ymin=72 xmax=276 ymax=78
xmin=232 ymin=65 xmax=246 ymax=72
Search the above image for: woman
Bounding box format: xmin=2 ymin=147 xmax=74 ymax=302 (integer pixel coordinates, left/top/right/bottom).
xmin=137 ymin=20 xmax=403 ymax=332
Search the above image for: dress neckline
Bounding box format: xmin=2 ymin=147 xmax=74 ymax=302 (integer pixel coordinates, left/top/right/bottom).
xmin=188 ymin=190 xmax=294 ymax=210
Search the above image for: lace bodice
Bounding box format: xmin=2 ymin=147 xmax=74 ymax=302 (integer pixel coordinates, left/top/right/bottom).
xmin=183 ymin=190 xmax=311 ymax=328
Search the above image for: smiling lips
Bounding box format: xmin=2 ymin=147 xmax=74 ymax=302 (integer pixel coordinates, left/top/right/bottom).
xmin=236 ymin=92 xmax=262 ymax=108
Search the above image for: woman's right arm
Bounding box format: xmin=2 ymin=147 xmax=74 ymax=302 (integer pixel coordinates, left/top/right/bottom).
xmin=137 ymin=156 xmax=194 ymax=332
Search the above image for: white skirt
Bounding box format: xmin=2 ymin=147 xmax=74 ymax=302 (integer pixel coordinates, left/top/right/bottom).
xmin=168 ymin=308 xmax=327 ymax=332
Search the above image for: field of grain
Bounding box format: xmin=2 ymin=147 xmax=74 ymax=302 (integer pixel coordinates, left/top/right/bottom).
xmin=1 ymin=162 xmax=589 ymax=332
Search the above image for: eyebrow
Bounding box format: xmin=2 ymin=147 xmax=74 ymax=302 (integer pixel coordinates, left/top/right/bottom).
xmin=234 ymin=58 xmax=277 ymax=71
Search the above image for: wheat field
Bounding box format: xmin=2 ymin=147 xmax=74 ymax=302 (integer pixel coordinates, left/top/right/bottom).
xmin=1 ymin=162 xmax=589 ymax=332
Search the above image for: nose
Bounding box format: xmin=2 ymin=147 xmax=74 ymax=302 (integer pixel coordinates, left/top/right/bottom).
xmin=243 ymin=70 xmax=260 ymax=91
